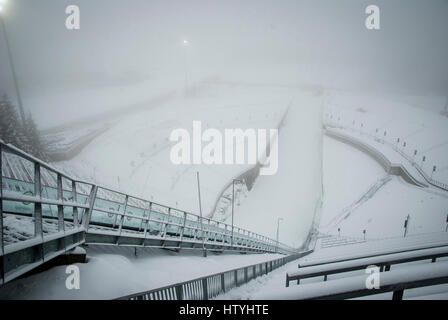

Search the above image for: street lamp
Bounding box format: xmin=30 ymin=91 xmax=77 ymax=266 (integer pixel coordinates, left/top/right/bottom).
xmin=231 ymin=179 xmax=244 ymax=246
xmin=0 ymin=0 xmax=26 ymax=125
xmin=196 ymin=171 xmax=206 ymax=257
xmin=276 ymin=217 xmax=283 ymax=253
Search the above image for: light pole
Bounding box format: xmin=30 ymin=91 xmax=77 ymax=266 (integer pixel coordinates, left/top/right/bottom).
xmin=196 ymin=171 xmax=206 ymax=257
xmin=182 ymin=39 xmax=189 ymax=96
xmin=0 ymin=2 xmax=26 ymax=125
xmin=403 ymin=214 xmax=410 ymax=238
xmin=276 ymin=217 xmax=283 ymax=253
xmin=231 ymin=179 xmax=243 ymax=246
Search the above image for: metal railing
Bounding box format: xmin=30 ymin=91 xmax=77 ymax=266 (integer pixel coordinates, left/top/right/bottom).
xmin=277 ymin=260 xmax=448 ymax=300
xmin=118 ymin=251 xmax=311 ymax=300
xmin=0 ymin=141 xmax=89 ymax=285
xmin=286 ymin=245 xmax=448 ymax=287
xmin=0 ymin=139 xmax=297 ymax=286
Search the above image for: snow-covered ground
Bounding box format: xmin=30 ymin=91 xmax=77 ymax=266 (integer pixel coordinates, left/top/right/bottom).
xmin=51 ymin=83 xmax=323 ymax=247
xmin=215 ymin=254 xmax=448 ymax=300
xmin=319 ymin=135 xmax=386 ymax=232
xmin=217 ymin=94 xmax=448 ymax=299
xmin=320 ymin=136 xmax=448 ymax=239
xmin=325 ymin=92 xmax=448 ymax=184
xmin=228 ymin=94 xmax=323 ymax=247
xmin=0 ymin=245 xmax=284 ymax=300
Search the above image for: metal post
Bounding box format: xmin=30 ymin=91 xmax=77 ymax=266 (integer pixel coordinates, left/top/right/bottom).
xmin=34 ymin=163 xmax=43 ymax=240
xmin=202 ymin=278 xmax=208 ymax=300
xmin=231 ymin=180 xmax=235 ymax=247
xmin=404 ymin=214 xmax=410 ymax=238
xmin=175 ymin=284 xmax=183 ymax=300
xmin=117 ymin=195 xmax=129 ymax=237
xmin=221 ymin=273 xmax=225 ymax=293
xmin=142 ymin=202 xmax=152 ymax=242
xmin=162 ymin=207 xmax=171 ymax=239
xmin=196 ymin=172 xmax=206 ymax=257
xmin=72 ymin=181 xmax=78 ymax=227
xmin=179 ymin=211 xmax=187 ymax=243
xmin=83 ymin=185 xmax=98 ymax=230
xmin=213 ymin=221 xmax=218 ymax=243
xmin=392 ymin=290 xmax=404 ymax=300
xmin=231 ymin=179 xmax=243 ymax=248
xmin=276 ymin=217 xmax=283 ymax=253
xmin=234 ymin=270 xmax=238 ymax=286
xmin=0 ymin=13 xmax=26 ymax=125
xmin=56 ymin=174 xmax=64 ymax=232
xmin=431 ymin=165 xmax=436 ymax=179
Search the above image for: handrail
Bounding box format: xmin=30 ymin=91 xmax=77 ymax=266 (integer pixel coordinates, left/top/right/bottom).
xmin=286 ymin=245 xmax=448 ymax=287
xmin=1 ymin=140 xmax=296 ymax=253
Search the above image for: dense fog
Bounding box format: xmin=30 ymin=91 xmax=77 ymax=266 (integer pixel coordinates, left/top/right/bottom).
xmin=0 ymin=0 xmax=447 ymax=128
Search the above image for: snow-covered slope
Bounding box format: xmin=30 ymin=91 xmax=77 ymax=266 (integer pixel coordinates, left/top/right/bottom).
xmin=229 ymin=93 xmax=323 ymax=247
xmin=54 ymin=84 xmax=289 ymax=215
xmin=325 ymin=92 xmax=448 ymax=184
xmin=53 ymin=83 xmax=324 ymax=248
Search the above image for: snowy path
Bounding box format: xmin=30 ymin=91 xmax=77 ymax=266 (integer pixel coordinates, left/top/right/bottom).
xmin=229 ymin=94 xmax=323 ymax=247
xmin=0 ymin=245 xmax=284 ymax=300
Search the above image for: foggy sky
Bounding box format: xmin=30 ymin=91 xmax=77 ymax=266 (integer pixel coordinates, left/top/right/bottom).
xmin=1 ymin=0 xmax=447 ymax=127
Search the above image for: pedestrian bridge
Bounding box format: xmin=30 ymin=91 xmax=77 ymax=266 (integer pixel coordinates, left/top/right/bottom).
xmin=0 ymin=140 xmax=297 ymax=286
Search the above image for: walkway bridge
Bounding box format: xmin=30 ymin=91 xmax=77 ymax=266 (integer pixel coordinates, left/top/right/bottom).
xmin=0 ymin=140 xmax=297 ymax=286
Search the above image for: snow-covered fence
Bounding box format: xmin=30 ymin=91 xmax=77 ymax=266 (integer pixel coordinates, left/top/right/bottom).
xmin=118 ymin=251 xmax=311 ymax=300
xmin=84 ymin=184 xmax=296 ymax=254
xmin=0 ymin=140 xmax=90 ymax=285
xmin=286 ymin=245 xmax=448 ymax=287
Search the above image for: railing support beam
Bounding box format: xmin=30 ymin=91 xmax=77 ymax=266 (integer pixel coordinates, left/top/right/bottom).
xmin=83 ymin=185 xmax=98 ymax=230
